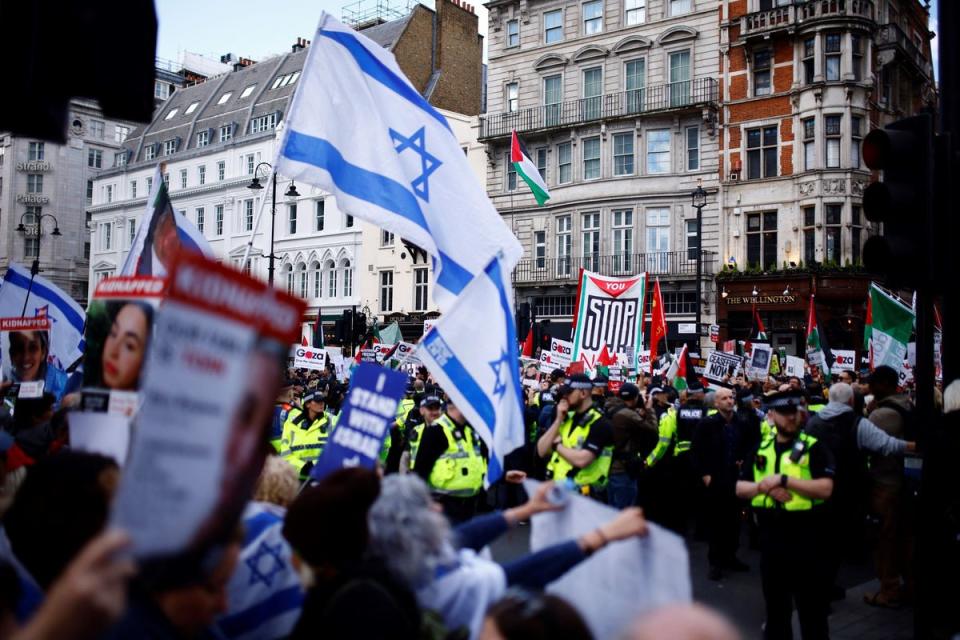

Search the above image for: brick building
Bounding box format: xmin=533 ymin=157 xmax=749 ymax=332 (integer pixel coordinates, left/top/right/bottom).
xmin=716 ymin=0 xmax=934 ymax=355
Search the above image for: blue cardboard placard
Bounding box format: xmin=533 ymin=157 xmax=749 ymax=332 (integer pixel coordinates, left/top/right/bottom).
xmin=309 ymin=363 xmax=406 ymax=481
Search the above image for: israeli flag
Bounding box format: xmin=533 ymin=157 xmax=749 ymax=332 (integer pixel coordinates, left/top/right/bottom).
xmin=210 ymin=502 xmax=303 ymax=640
xmin=0 ymin=263 xmax=86 ymax=368
xmin=417 ymin=257 xmax=525 ymax=485
xmin=274 ymin=12 xmax=521 ymax=307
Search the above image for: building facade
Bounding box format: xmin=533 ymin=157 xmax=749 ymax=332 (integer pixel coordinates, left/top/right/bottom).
xmin=0 ymin=99 xmax=138 ymax=304
xmin=716 ymin=0 xmax=934 ymax=355
xmin=481 ymin=0 xmax=723 ymax=353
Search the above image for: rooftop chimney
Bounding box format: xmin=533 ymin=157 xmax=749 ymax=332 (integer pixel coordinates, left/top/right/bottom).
xmin=292 ymin=37 xmax=312 ymax=52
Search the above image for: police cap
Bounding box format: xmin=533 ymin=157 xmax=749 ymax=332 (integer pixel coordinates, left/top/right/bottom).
xmin=420 ymin=395 xmax=442 ymax=408
xmin=762 ymin=389 xmax=804 ymax=414
xmin=566 ymin=373 xmax=594 ymax=390
xmin=303 ymin=390 xmax=326 ymax=405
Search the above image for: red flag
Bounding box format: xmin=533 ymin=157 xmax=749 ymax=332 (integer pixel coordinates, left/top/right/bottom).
xmin=301 ymin=335 xmax=309 ymax=347
xmin=597 ymin=343 xmax=617 ymax=367
xmin=521 ymin=327 xmax=534 ymax=357
xmin=649 ymin=279 xmax=667 ymax=374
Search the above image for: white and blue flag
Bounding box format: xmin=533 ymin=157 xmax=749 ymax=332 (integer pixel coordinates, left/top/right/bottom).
xmin=417 ymin=257 xmax=525 ymax=485
xmin=274 ymin=13 xmax=521 ymax=307
xmin=0 ymin=263 xmax=86 ymax=368
xmin=210 ymin=502 xmax=303 ymax=640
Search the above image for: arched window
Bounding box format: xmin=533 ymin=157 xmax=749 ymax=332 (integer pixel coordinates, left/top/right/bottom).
xmin=341 ymin=259 xmax=353 ymax=297
xmin=325 ymin=260 xmax=337 ymax=298
xmin=310 ymin=261 xmax=321 ymax=298
xmin=283 ymin=263 xmax=294 ymax=294
xmin=297 ymin=263 xmax=307 ymax=298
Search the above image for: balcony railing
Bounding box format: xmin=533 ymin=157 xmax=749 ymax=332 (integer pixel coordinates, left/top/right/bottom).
xmin=512 ymin=251 xmax=717 ymax=284
xmin=876 ymin=23 xmax=933 ymax=78
xmin=741 ymin=0 xmax=874 ymax=38
xmin=480 ymin=78 xmax=718 ymax=140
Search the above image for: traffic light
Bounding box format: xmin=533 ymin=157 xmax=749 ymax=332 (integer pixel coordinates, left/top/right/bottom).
xmin=353 ymin=312 xmax=367 ymax=344
xmin=861 ymin=113 xmax=935 ymax=288
xmin=336 ymin=309 xmax=352 ymax=344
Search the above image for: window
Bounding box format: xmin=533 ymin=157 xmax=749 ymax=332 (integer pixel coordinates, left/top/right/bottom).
xmin=582 ymin=136 xmax=601 ymax=180
xmin=26 ymin=174 xmax=43 ymax=193
xmin=803 ymin=117 xmax=816 ymax=170
xmin=240 ymin=84 xmax=257 ymax=99
xmin=285 ymin=264 xmax=294 ymax=295
xmin=851 ymin=116 xmax=862 ymax=169
xmin=130 ymin=180 xmax=137 ymax=199
xmin=24 ymin=208 xmax=40 ymax=258
xmin=582 ymin=67 xmax=602 ymax=120
xmin=583 ymin=0 xmax=602 ymax=34
xmin=557 ymin=215 xmax=572 ymax=277
xmin=803 ymin=206 xmax=816 ymax=264
xmin=646 ymin=129 xmax=670 ymax=174
xmin=105 ymin=184 xmax=113 ymax=203
xmin=803 ymin=38 xmax=816 ymax=84
xmin=218 ymin=161 xmax=226 ymax=181
xmin=128 ymin=219 xmax=137 ymax=246
xmin=316 ymin=200 xmax=325 ymax=230
xmin=250 ymin=113 xmax=277 ymax=133
xmin=219 ymin=125 xmax=233 ymax=142
xmin=582 ymin=211 xmax=600 ymax=271
xmin=612 ymin=209 xmax=633 ymax=272
xmin=506 ymin=83 xmax=519 ymax=112
xmin=544 ymin=9 xmax=563 ymax=43
xmin=114 ymin=151 xmax=127 ymax=168
xmin=102 ymin=222 xmax=113 ymax=250
xmin=852 ymin=34 xmax=864 ymax=81
xmin=246 ymin=155 xmax=255 ymax=174
xmin=145 ymin=145 xmax=156 ymax=161
xmin=544 ymin=75 xmax=562 ymax=126
xmin=625 ymin=59 xmax=645 ymax=113
xmin=297 ymin=264 xmax=307 ymax=298
xmin=746 ymin=125 xmax=777 ymax=179
xmin=184 ymin=101 xmax=199 ymax=115
xmin=686 ymin=127 xmax=699 ymax=171
xmin=198 ymin=165 xmax=206 ymax=185
xmin=379 ymin=271 xmax=394 ymax=312
xmin=753 ymin=49 xmax=772 ymax=96
xmin=217 ymin=92 xmax=233 ymax=105
xmin=414 ymin=267 xmax=429 ymax=311
xmin=661 ymin=291 xmax=697 ymax=315
xmin=824 ymin=204 xmax=842 ymax=263
xmin=115 ymin=126 xmax=130 ymax=143
xmin=197 ymin=130 xmax=210 ymax=147
xmin=558 ymin=142 xmax=572 ymax=184
xmin=851 ymin=205 xmax=862 ymax=264
xmin=180 ymin=169 xmax=188 ymax=189
xmin=88 ymin=148 xmax=102 ymax=168
xmin=342 ymin=259 xmax=353 ymax=297
xmin=613 ymin=132 xmax=634 ymax=176
xmin=625 ymin=0 xmax=645 ymax=25
xmin=381 ymin=229 xmax=395 ymax=246
xmin=90 ymin=120 xmax=104 ymax=138
xmin=534 ymin=230 xmax=546 ymax=269
xmin=685 ymin=219 xmax=700 ymax=260
xmin=345 ymin=214 xmax=354 ymax=228
xmin=536 ymin=148 xmax=548 ymax=183
xmin=164 ymin=108 xmax=178 ymax=121
xmin=746 ymin=211 xmax=778 ymax=270
xmin=506 ymin=19 xmax=519 ymax=47
xmin=534 ymin=295 xmax=575 ymax=317
xmin=505 ymin=153 xmax=517 ymax=191
xmin=646 ymin=208 xmax=670 ymax=273
xmin=196 ymin=207 xmax=204 ymax=233
xmin=311 ymin=262 xmax=322 ymax=298
xmin=244 ymin=199 xmax=254 ymax=231
xmin=824 ymin=33 xmax=841 ymax=81
xmin=146 ymin=176 xmax=153 ymax=192
xmin=669 ymin=0 xmax=691 ymax=15
xmin=288 ymin=204 xmax=297 ymax=234
xmin=825 ymin=115 xmax=841 ymax=168
xmin=28 ymin=142 xmax=44 ymax=161
xmin=163 ymin=140 xmax=177 ymax=156
xmin=271 ymin=75 xmax=285 ymax=90
xmin=215 ymin=205 xmax=224 ymax=235
xmin=155 ymin=81 xmax=171 ymax=100
xmin=669 ymin=50 xmax=691 ymax=106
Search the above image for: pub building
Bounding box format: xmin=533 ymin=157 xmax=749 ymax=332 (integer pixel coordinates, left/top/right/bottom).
xmin=716 ymin=272 xmax=871 ymax=359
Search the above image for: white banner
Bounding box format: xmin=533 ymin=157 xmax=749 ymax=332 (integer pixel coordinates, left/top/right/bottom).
xmin=293 ymin=345 xmax=327 ymax=371
xmin=325 ymin=346 xmax=347 ymax=380
xmin=747 ymin=343 xmax=772 ymax=380
xmin=785 ymin=355 xmax=806 ymax=378
xmin=704 ymin=351 xmax=743 ymax=386
xmin=570 ymin=271 xmax=646 ymax=373
xmin=829 ymin=349 xmax=857 ymax=375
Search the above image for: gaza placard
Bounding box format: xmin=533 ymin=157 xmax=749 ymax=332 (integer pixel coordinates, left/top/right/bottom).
xmin=571 ymin=271 xmax=646 ymax=373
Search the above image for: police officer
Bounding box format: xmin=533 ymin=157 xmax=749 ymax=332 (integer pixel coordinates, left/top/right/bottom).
xmin=403 ymin=394 xmax=444 ymax=473
xmin=280 ymin=389 xmax=336 ymax=479
xmin=270 ymin=380 xmax=295 ymax=453
xmin=736 ymin=390 xmax=835 ymax=640
xmin=413 ymin=399 xmax=487 ymax=523
xmin=536 ymin=373 xmax=614 ymax=502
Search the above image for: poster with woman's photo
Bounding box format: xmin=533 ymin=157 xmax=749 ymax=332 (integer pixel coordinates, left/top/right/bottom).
xmin=0 ymin=316 xmax=74 ymax=407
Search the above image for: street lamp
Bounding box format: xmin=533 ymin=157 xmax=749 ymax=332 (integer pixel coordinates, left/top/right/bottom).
xmin=248 ymin=164 xmax=299 ymax=286
xmin=16 ymin=211 xmax=61 ymax=316
xmin=691 ymin=179 xmax=707 ymax=342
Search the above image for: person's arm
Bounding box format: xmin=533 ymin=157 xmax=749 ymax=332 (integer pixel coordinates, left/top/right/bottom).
xmin=645 ymin=411 xmax=675 ymax=468
xmin=413 ymin=425 xmax=446 ymax=482
xmin=537 ymin=399 xmax=568 ymax=458
xmin=454 ymin=482 xmax=562 ymax=551
xmin=554 ymin=444 xmax=597 ymax=469
xmin=856 ymin=418 xmax=914 ymax=455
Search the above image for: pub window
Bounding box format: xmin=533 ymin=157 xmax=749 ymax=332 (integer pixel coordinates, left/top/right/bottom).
xmin=803 ymin=206 xmax=816 ymax=264
xmin=851 ymin=205 xmax=862 ymax=264
xmin=746 ymin=126 xmax=777 ymax=179
xmin=825 ymin=115 xmax=841 ymax=168
xmin=746 ymin=211 xmax=777 ymax=270
xmin=824 ymin=33 xmax=842 ymax=81
xmin=753 ymin=49 xmax=772 ymax=96
xmin=851 ymin=116 xmax=863 ymax=169
xmin=824 ymin=204 xmax=842 ymax=263
xmin=803 ymin=117 xmax=816 ymax=170
xmin=802 ymin=38 xmax=815 ymax=84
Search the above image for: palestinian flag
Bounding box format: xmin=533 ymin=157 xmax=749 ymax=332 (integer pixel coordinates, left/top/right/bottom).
xmin=312 ymin=318 xmax=324 ymax=348
xmin=865 ymin=283 xmax=915 ymax=372
xmin=805 ymin=295 xmax=832 ymax=381
xmin=863 ymin=293 xmax=873 ymax=367
xmin=511 ymin=131 xmax=551 ymax=206
xmin=667 ymin=344 xmax=690 ymax=391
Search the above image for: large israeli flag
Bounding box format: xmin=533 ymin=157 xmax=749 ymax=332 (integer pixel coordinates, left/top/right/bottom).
xmin=417 ymin=257 xmax=525 ymax=485
xmin=274 ymin=13 xmax=521 ymax=307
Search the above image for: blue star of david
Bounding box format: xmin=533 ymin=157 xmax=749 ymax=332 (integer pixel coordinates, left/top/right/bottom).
xmin=389 ymin=127 xmax=442 ymax=202
xmin=489 ymin=349 xmax=511 ymax=401
xmin=246 ymin=540 xmax=286 ymax=588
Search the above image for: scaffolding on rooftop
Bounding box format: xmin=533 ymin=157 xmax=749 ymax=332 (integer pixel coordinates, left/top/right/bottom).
xmin=341 ymin=0 xmax=408 ymax=28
